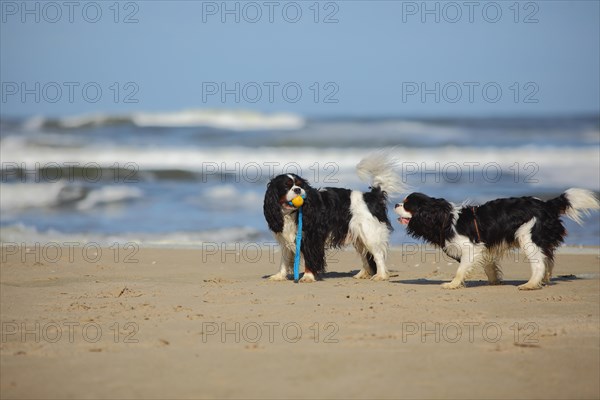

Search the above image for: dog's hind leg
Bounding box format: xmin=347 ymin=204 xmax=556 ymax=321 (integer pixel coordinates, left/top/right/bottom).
xmin=484 ymin=259 xmax=503 ymax=285
xmin=518 ymin=246 xmax=546 ymax=290
xmin=369 ymin=249 xmax=389 ymax=281
xmin=516 ymin=218 xmax=545 ymax=290
xmin=353 ymin=240 xmax=374 ymax=279
xmin=358 ymin=224 xmax=390 ymax=281
xmin=543 ymin=257 xmax=555 ymax=285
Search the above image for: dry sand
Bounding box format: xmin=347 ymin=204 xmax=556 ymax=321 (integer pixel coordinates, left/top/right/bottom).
xmin=1 ymin=244 xmax=599 ymax=399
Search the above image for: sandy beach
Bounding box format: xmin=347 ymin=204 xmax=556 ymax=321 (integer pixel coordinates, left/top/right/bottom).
xmin=1 ymin=244 xmax=599 ymax=399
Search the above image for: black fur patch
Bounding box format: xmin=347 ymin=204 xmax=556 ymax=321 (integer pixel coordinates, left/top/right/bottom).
xmin=404 ymin=193 xmax=454 ymax=247
xmin=363 ymin=186 xmax=393 ymax=231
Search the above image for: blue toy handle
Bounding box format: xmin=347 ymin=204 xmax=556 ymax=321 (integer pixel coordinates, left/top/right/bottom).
xmin=293 ymin=206 xmax=303 ymax=283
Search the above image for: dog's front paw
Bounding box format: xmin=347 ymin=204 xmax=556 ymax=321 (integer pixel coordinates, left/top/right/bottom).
xmin=371 ymin=273 xmax=389 ymax=282
xmin=518 ymin=282 xmax=542 ymax=290
xmin=299 ymin=272 xmax=316 ymax=283
xmin=268 ymin=273 xmax=288 ymax=281
xmin=441 ymin=281 xmax=464 ymax=289
xmin=353 ymin=269 xmax=372 ymax=279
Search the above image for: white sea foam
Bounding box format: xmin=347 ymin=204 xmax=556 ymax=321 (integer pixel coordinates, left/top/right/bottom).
xmin=305 ymin=119 xmax=465 ymax=143
xmin=0 ymin=182 xmax=143 ymax=212
xmin=0 ymin=182 xmax=71 ymax=211
xmin=2 ymin=139 xmax=598 ymax=191
xmin=195 ymin=185 xmax=263 ymax=209
xmin=25 ymin=109 xmax=305 ymax=131
xmin=0 ymin=223 xmax=263 ymax=247
xmin=131 ymin=109 xmax=304 ymax=130
xmin=76 ymin=186 xmax=143 ymax=211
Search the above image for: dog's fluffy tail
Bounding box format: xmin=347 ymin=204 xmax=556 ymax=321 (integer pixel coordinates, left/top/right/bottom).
xmin=356 ymin=150 xmax=405 ymax=195
xmin=547 ymin=188 xmax=599 ymax=225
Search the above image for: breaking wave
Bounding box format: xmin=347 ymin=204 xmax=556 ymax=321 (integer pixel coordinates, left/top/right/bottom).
xmin=22 ymin=109 xmax=305 ymax=131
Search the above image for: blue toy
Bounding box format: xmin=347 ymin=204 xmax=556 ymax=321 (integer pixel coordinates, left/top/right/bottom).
xmin=289 ymin=194 xmax=305 ymax=282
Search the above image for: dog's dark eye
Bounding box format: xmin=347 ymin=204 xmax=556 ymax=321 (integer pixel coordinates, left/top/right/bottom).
xmin=294 ymin=179 xmax=303 ymax=187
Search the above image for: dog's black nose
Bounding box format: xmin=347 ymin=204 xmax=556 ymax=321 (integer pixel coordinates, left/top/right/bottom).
xmin=395 ymin=203 xmax=400 ymax=208
xmin=293 ymin=188 xmax=301 ymax=194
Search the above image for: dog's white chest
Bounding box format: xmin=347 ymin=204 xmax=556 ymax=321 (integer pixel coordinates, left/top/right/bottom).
xmin=277 ymin=213 xmax=298 ymax=251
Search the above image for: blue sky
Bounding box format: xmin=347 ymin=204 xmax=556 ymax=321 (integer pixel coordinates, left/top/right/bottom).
xmin=1 ymin=0 xmax=599 ymax=117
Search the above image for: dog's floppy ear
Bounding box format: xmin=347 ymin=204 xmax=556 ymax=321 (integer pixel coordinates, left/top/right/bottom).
xmin=263 ymin=180 xmax=284 ymax=233
xmin=407 ymin=198 xmax=453 ymax=247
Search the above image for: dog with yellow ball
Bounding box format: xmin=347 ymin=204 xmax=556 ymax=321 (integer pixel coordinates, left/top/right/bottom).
xmin=263 ymin=153 xmax=404 ymax=282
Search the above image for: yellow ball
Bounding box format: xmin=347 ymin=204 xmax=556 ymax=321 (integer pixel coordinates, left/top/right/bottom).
xmin=291 ymin=196 xmax=304 ymax=207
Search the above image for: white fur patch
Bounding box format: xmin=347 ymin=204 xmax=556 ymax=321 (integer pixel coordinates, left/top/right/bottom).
xmin=356 ymin=150 xmax=404 ymax=194
xmin=564 ymin=188 xmax=599 ymax=225
xmin=515 ymin=218 xmax=546 ymax=289
xmin=278 ymin=213 xmax=298 ymax=251
xmin=349 ymin=191 xmax=390 ymax=278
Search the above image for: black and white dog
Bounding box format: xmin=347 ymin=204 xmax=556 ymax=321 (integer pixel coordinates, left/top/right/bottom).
xmin=263 ymin=153 xmax=403 ymax=282
xmin=394 ymin=189 xmax=599 ymax=290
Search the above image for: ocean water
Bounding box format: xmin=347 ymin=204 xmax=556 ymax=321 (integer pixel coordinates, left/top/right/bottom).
xmin=1 ymin=110 xmax=599 ymax=247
